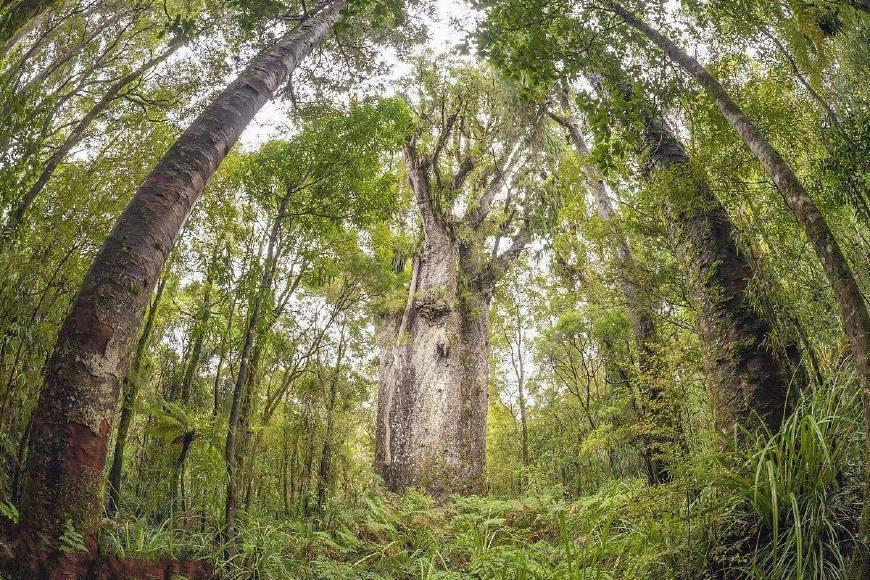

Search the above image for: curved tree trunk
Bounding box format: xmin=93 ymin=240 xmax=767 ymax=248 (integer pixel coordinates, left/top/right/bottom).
xmin=16 ymin=1 xmax=346 ymax=570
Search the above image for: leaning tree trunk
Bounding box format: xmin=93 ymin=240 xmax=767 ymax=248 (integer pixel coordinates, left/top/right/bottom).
xmin=16 ymin=1 xmax=346 ymax=570
xmin=643 ymin=115 xmax=791 ymax=436
xmin=611 ymin=3 xmax=870 ymax=567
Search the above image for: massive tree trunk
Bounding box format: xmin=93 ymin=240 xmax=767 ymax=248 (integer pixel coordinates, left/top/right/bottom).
xmin=612 ymin=4 xmax=870 ymax=565
xmin=16 ymin=1 xmax=346 ymax=569
xmin=106 ymin=273 xmax=167 ymax=517
xmin=376 ymin=236 xmax=491 ymax=495
xmin=376 ymin=142 xmax=506 ymax=496
xmin=643 ymin=115 xmax=791 ymax=436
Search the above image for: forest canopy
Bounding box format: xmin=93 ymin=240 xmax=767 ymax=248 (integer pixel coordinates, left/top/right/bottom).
xmin=0 ymin=0 xmax=868 ymax=578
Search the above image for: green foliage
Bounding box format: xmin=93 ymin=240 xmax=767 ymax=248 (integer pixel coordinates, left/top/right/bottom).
xmin=59 ymin=520 xmax=88 ymax=554
xmin=714 ymin=378 xmax=863 ymax=578
xmin=0 ymin=2 xmax=867 ymax=579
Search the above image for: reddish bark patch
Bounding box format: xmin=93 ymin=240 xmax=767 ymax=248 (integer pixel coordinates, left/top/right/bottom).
xmin=70 ymin=305 xmax=113 ymax=355
xmin=65 ymin=420 xmax=110 ymax=473
xmin=5 ymin=552 xmax=213 ymax=579
xmin=100 ymin=556 xmax=213 ymax=579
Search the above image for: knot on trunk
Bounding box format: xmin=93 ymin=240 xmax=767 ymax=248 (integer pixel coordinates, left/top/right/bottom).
xmin=416 ymin=288 xmax=452 ymax=320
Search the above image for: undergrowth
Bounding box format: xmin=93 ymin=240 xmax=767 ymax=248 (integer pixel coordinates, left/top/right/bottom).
xmin=102 ymin=379 xmax=864 ymax=579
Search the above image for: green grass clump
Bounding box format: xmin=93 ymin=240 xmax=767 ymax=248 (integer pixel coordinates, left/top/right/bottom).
xmin=713 ymin=379 xmax=863 ymax=579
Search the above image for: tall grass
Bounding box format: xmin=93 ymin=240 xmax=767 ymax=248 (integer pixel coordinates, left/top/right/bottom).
xmin=717 ymin=378 xmax=863 ymax=579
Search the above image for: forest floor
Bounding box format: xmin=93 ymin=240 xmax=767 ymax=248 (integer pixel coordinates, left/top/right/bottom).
xmin=100 ymin=480 xmax=731 ymax=579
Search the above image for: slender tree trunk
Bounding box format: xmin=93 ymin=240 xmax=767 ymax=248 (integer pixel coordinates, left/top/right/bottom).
xmin=506 ymin=309 xmax=530 ymax=480
xmin=180 ymin=268 xmax=214 ymax=405
xmin=612 ymin=4 xmax=870 ymax=564
xmin=316 ymin=327 xmax=347 ymax=512
xmin=16 ymin=2 xmax=346 ymax=569
xmin=289 ymin=431 xmax=298 ymax=509
xmin=169 ymin=432 xmax=194 ymax=515
xmin=281 ymin=421 xmax=291 ymax=516
xmin=376 ymin=146 xmax=496 ymax=496
xmin=212 ymin=291 xmax=237 ymax=418
xmin=517 ymin=378 xmax=529 ymax=468
xmin=107 ymin=274 xmax=167 ymax=517
xmin=224 ymin=192 xmax=289 ymax=544
xmin=300 ymin=397 xmax=316 ymax=516
xmin=1 ymin=37 xmax=184 ymax=241
xmin=555 ymin=85 xmax=672 ymax=484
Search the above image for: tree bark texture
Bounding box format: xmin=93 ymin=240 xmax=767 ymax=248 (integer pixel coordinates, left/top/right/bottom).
xmin=375 ymin=139 xmax=523 ymax=496
xmin=376 ymin=236 xmax=491 ymax=495
xmin=643 ymin=116 xmax=791 ymax=436
xmin=16 ymin=1 xmax=346 ymax=568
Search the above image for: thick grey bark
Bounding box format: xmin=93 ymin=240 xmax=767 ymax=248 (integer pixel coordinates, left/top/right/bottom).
xmin=16 ymin=1 xmax=346 ymax=569
xmin=612 ymin=5 xmax=870 ymax=563
xmin=376 ymin=137 xmax=526 ymax=496
xmin=376 ymin=221 xmax=487 ymax=494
